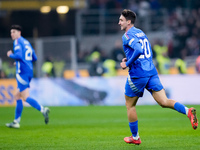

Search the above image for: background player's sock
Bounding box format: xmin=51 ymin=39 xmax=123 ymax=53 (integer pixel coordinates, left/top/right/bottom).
xmin=174 ymin=102 xmax=188 ymax=115
xmin=14 ymin=99 xmax=23 ymax=123
xmin=26 ymin=97 xmax=42 ymax=111
xmin=129 ymin=120 xmax=139 ymax=139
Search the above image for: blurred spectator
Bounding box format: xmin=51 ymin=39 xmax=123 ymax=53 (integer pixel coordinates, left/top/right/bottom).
xmin=167 ymin=7 xmax=200 ymax=58
xmin=103 ymin=58 xmax=117 ymax=77
xmin=128 ymin=0 xmax=139 ymax=14
xmin=53 ymin=60 xmax=65 ymax=77
xmin=138 ymin=0 xmax=150 ymax=17
xmin=175 ymin=49 xmax=187 ymax=74
xmin=186 ymin=15 xmax=196 ymax=37
xmin=111 ymin=40 xmax=125 ymax=62
xmin=153 ymin=40 xmax=170 ymax=74
xmin=42 ymin=57 xmax=55 ymax=77
xmin=2 ymin=61 xmax=15 ymax=78
xmin=186 ymin=35 xmax=199 ymax=56
xmin=195 ymin=55 xmax=200 ymax=73
xmin=0 ymin=58 xmax=6 ymax=78
xmin=174 ymin=6 xmax=184 ymax=22
xmin=78 ymin=50 xmax=90 ymax=63
xmin=88 ymin=51 xmax=104 ymax=76
xmin=167 ymin=39 xmax=174 ymax=58
xmin=89 ymin=45 xmax=106 ymax=62
xmin=0 ymin=70 xmax=7 ymax=79
xmin=170 ymin=22 xmax=188 ymax=57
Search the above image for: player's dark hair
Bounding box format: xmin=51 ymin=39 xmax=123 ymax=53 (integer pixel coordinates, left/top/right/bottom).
xmin=11 ymin=25 xmax=22 ymax=31
xmin=121 ymin=9 xmax=136 ymax=24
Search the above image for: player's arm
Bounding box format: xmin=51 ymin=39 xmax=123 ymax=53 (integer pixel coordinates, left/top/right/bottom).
xmin=7 ymin=45 xmax=22 ymax=60
xmin=120 ymin=33 xmax=143 ymax=69
xmin=32 ymin=49 xmax=37 ymax=62
xmin=122 ymin=58 xmax=127 ymax=62
xmin=125 ymin=42 xmax=143 ymax=67
xmin=120 ymin=57 xmax=127 ymax=69
xmin=120 ymin=43 xmax=143 ymax=69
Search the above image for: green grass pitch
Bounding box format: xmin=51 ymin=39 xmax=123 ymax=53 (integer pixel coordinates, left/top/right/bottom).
xmin=0 ymin=105 xmax=200 ymax=150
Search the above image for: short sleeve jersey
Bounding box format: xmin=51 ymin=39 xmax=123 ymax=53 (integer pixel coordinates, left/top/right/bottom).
xmin=122 ymin=27 xmax=158 ymax=78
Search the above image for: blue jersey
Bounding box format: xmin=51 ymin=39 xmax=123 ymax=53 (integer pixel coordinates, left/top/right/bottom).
xmin=122 ymin=27 xmax=157 ymax=78
xmin=10 ymin=36 xmax=37 ymax=75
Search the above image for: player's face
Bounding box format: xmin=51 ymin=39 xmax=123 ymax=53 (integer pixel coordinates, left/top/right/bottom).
xmin=10 ymin=29 xmax=21 ymax=40
xmin=118 ymin=15 xmax=128 ymax=31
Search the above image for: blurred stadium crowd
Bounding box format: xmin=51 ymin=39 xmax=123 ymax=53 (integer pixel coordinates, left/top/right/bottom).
xmin=0 ymin=0 xmax=200 ymax=78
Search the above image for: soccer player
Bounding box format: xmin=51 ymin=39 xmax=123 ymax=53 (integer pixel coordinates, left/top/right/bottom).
xmin=6 ymin=25 xmax=50 ymax=129
xmin=118 ymin=9 xmax=198 ymax=145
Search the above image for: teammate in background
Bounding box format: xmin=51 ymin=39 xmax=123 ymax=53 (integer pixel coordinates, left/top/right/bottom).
xmin=6 ymin=25 xmax=50 ymax=129
xmin=118 ymin=9 xmax=198 ymax=145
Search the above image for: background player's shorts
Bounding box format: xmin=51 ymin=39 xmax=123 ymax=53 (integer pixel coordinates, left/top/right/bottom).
xmin=125 ymin=74 xmax=163 ymax=97
xmin=16 ymin=73 xmax=32 ymax=92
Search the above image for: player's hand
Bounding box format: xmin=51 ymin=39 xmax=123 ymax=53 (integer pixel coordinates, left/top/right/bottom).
xmin=13 ymin=62 xmax=16 ymax=66
xmin=122 ymin=58 xmax=127 ymax=62
xmin=120 ymin=61 xmax=127 ymax=70
xmin=7 ymin=50 xmax=13 ymax=57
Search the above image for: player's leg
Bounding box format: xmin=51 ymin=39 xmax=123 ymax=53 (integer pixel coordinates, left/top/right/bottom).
xmin=124 ymin=95 xmax=141 ymax=145
xmin=14 ymin=89 xmax=23 ymax=124
xmin=148 ymin=74 xmax=198 ymax=129
xmin=16 ymin=73 xmax=43 ymax=112
xmin=19 ymin=73 xmax=50 ymax=124
xmin=21 ymin=88 xmax=50 ymax=124
xmin=123 ymin=77 xmax=148 ymax=145
xmin=152 ymin=89 xmax=183 ymax=111
xmin=6 ymin=89 xmax=22 ymax=129
xmin=21 ymin=88 xmax=42 ymax=111
xmin=125 ymin=95 xmax=138 ymax=122
xmin=152 ymin=89 xmax=198 ymax=129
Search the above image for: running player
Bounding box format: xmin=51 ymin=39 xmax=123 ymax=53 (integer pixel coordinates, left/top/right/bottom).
xmin=118 ymin=9 xmax=198 ymax=145
xmin=6 ymin=25 xmax=50 ymax=129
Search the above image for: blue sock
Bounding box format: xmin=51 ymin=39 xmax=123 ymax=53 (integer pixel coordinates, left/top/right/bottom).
xmin=14 ymin=99 xmax=23 ymax=123
xmin=26 ymin=97 xmax=41 ymax=111
xmin=129 ymin=120 xmax=138 ymax=137
xmin=174 ymin=102 xmax=187 ymax=115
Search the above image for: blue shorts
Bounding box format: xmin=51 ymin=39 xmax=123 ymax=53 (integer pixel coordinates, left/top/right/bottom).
xmin=16 ymin=73 xmax=32 ymax=92
xmin=125 ymin=74 xmax=163 ymax=97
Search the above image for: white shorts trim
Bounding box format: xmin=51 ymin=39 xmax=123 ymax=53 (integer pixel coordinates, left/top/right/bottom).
xmin=16 ymin=74 xmax=28 ymax=85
